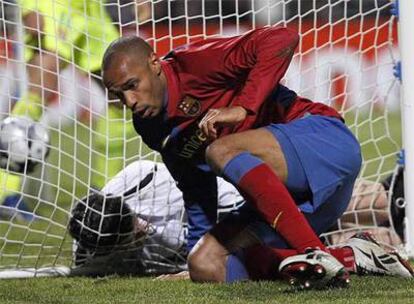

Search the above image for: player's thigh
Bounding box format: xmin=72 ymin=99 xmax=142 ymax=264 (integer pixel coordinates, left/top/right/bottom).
xmin=206 ymin=128 xmax=288 ymax=182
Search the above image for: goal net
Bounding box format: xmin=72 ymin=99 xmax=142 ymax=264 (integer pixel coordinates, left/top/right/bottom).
xmin=0 ymin=0 xmax=406 ymax=278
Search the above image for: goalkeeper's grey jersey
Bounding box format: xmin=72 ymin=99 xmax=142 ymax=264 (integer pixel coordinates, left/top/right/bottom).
xmin=74 ymin=160 xmax=244 ymax=275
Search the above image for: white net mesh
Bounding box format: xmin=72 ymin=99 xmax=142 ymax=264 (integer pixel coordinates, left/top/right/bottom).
xmin=0 ymin=0 xmax=403 ymax=278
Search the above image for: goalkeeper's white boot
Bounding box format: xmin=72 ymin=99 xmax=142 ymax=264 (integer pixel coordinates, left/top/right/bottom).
xmin=345 ymin=232 xmax=414 ymax=278
xmin=279 ymin=249 xmax=350 ymax=290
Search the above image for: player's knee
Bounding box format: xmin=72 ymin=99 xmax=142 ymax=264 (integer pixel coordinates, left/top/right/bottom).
xmin=188 ymin=251 xmax=224 ymax=283
xmin=205 ymin=139 xmax=241 ymax=173
xmin=187 ymin=236 xmax=227 ymax=283
xmin=188 ymin=249 xmax=212 ymax=282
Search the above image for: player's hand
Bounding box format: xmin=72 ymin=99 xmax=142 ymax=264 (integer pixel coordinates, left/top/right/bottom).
xmin=154 ymin=271 xmax=190 ymax=281
xmin=198 ymin=106 xmax=247 ymax=141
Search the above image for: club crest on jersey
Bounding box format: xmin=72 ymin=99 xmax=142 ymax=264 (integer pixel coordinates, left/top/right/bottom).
xmin=177 ymin=96 xmax=201 ymax=117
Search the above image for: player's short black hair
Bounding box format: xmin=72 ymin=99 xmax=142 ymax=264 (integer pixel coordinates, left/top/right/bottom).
xmin=68 ymin=192 xmax=136 ymax=252
xmin=102 ymin=36 xmax=153 ymax=72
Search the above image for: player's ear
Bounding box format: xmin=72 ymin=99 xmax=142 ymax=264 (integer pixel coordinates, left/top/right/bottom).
xmin=148 ymin=52 xmax=161 ymax=75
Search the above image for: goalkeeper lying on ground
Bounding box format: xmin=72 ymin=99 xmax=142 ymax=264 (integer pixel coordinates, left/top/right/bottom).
xmin=68 ymin=160 xmax=409 ymax=278
xmin=68 ymin=160 xmax=244 ymax=276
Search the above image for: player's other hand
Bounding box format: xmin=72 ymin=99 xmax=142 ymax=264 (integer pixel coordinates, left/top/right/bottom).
xmin=198 ymin=106 xmax=247 ymax=140
xmin=154 ymin=271 xmax=190 ymax=281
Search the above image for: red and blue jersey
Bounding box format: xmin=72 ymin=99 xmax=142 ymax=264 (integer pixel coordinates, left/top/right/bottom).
xmin=132 ymin=26 xmax=343 ymax=250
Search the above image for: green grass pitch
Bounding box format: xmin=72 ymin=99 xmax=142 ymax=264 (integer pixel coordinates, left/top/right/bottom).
xmin=0 ymin=275 xmax=414 ymax=304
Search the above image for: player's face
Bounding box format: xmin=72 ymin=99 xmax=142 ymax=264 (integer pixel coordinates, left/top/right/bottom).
xmin=103 ymin=53 xmax=166 ymax=119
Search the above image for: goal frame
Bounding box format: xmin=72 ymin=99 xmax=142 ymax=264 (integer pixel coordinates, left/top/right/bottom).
xmin=398 ymin=0 xmax=414 ymax=257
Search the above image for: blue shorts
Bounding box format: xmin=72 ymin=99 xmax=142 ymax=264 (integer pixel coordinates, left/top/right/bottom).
xmin=242 ymin=115 xmax=361 ymax=248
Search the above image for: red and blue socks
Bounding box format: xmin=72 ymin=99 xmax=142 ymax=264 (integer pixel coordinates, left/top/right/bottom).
xmin=222 ymin=152 xmax=326 ymax=253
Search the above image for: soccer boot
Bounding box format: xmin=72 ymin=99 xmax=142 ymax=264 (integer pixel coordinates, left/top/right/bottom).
xmin=279 ymin=249 xmax=350 ymax=290
xmin=345 ymin=232 xmax=413 ymax=278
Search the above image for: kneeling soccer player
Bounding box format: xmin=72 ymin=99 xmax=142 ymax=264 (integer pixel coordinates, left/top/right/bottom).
xmin=99 ymin=21 xmax=414 ymax=288
xmin=102 ymin=27 xmax=363 ymax=289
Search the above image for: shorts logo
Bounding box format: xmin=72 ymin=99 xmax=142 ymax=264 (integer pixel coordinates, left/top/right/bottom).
xmin=177 ymin=96 xmax=201 ymax=117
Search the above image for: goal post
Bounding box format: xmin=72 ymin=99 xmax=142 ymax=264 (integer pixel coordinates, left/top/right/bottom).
xmin=0 ymin=0 xmax=411 ymax=278
xmin=398 ymin=0 xmax=414 ymax=257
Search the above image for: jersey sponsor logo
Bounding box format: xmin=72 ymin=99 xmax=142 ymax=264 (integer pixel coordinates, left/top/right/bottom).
xmin=178 ymin=128 xmax=207 ymax=159
xmin=162 ymin=122 xmax=208 ymax=162
xmin=177 ymin=96 xmax=201 ymax=117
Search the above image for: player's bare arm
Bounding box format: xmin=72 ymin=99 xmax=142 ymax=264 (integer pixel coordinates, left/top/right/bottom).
xmin=199 ymin=106 xmax=248 ymax=141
